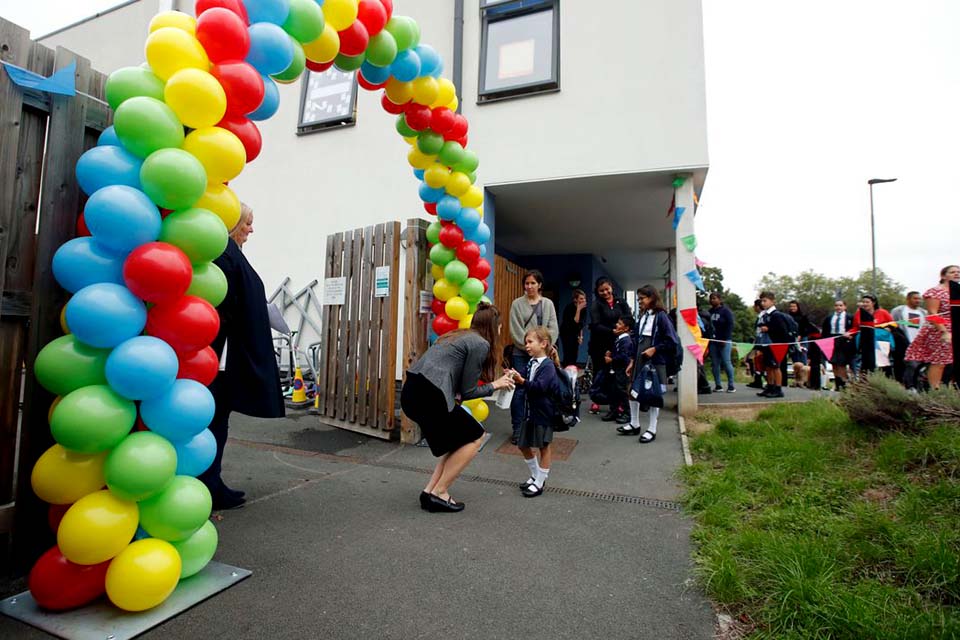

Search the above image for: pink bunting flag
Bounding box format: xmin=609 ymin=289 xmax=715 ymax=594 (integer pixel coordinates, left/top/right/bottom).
xmin=665 ymin=280 xmax=675 ymax=290
xmin=686 ymin=343 xmax=705 ymax=364
xmin=695 ymin=257 xmax=706 ymax=268
xmin=814 ymin=337 xmax=835 ymax=361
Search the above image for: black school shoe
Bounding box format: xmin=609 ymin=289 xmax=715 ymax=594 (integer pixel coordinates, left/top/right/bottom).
xmin=522 ymin=483 xmax=544 ymax=498
xmin=424 ymin=493 xmax=465 ymax=512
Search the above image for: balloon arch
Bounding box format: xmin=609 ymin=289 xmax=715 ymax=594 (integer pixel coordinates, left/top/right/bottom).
xmin=29 ymin=0 xmax=492 ymax=613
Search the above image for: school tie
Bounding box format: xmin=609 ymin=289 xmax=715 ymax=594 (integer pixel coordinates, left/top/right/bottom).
xmin=528 ymin=359 xmax=538 ymax=381
xmin=833 ymin=313 xmax=841 ymax=334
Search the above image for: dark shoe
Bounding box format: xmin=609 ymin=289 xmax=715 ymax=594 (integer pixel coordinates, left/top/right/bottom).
xmin=601 ymin=410 xmax=619 ymax=422
xmin=212 ymin=492 xmax=245 ymax=511
xmin=522 ymin=483 xmax=544 ymax=498
xmin=638 ymin=430 xmax=656 ymax=444
xmin=766 ymin=387 xmax=784 ymax=398
xmin=616 ymin=424 xmax=642 ymax=435
xmin=223 ymin=484 xmax=245 ymax=499
xmin=510 ymin=435 xmax=519 ymax=446
xmin=425 ymin=493 xmax=464 ymax=513
xmin=520 ymin=477 xmax=536 ymax=490
xmin=615 ymin=413 xmax=630 ymax=424
xmin=726 ymin=387 xmax=736 ymax=393
xmin=714 ymin=386 xmax=723 ymax=392
xmin=746 ymin=380 xmax=764 ymax=389
xmin=757 ymin=385 xmax=774 ymax=397
xmin=419 ymin=491 xmax=431 ymax=511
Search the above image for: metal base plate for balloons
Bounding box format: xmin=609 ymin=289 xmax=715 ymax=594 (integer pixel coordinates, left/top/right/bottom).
xmin=0 ymin=561 xmax=251 ymax=640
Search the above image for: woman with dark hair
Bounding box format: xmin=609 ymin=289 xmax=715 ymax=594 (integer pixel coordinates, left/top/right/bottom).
xmin=559 ymin=288 xmax=588 ymax=367
xmin=904 ymin=265 xmax=959 ymax=389
xmin=401 ymin=302 xmax=516 ymax=512
xmin=587 ymin=277 xmax=631 ymax=415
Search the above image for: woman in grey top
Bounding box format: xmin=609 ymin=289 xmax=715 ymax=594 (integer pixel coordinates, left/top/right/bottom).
xmin=507 ymin=270 xmax=559 ymax=444
xmin=402 ymin=303 xmax=515 ymax=513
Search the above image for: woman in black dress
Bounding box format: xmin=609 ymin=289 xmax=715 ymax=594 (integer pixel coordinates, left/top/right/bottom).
xmin=559 ymin=288 xmax=587 ymax=367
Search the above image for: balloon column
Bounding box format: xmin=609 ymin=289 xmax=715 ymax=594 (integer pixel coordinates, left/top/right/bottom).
xmin=29 ymin=0 xmax=490 ymax=612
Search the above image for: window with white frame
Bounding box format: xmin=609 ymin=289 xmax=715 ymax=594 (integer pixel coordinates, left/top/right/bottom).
xmin=297 ymin=68 xmax=358 ymax=134
xmin=478 ymin=0 xmax=559 ymax=103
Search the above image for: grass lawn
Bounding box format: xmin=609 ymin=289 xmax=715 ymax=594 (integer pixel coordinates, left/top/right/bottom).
xmin=681 ymin=399 xmax=960 ymax=639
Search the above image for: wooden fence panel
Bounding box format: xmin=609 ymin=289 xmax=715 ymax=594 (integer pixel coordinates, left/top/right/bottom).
xmin=494 ymin=254 xmax=525 ymax=322
xmin=323 ymin=233 xmax=343 ymax=413
xmin=316 ymin=235 xmax=334 ymax=416
xmin=356 ymin=225 xmax=374 ymax=426
xmin=367 ymin=224 xmax=385 ymax=428
xmin=377 ymin=222 xmax=400 ymax=430
xmin=344 ymin=230 xmax=363 ymax=422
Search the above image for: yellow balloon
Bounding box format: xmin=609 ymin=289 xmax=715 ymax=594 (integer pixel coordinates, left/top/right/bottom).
xmin=48 ymin=396 xmax=61 ymax=424
xmin=402 ymin=135 xmax=417 ymax=145
xmin=31 ymin=445 xmax=107 ymax=505
xmin=430 ymin=264 xmax=445 ymax=281
xmin=433 ymin=278 xmax=459 ymax=302
xmin=58 ymin=490 xmax=138 ymax=565
xmin=182 ymin=127 xmax=246 ymax=185
xmin=445 ymin=172 xmax=471 ymax=197
xmin=408 ymin=147 xmax=437 ymax=170
xmin=145 ymin=27 xmax=209 ymax=81
xmin=149 ymin=11 xmax=196 ymax=36
xmin=463 ymin=398 xmax=489 ymax=422
xmin=163 ymin=68 xmax=226 ymax=129
xmin=59 ymin=303 xmax=70 ymax=334
xmin=194 ymin=183 xmax=241 ymax=230
xmin=106 ymin=539 xmax=182 ymax=612
xmin=323 ymin=0 xmax=359 ymax=31
xmin=303 ymin=24 xmax=340 ymax=63
xmin=431 ymin=78 xmax=456 ymax=109
xmin=411 ymin=76 xmax=439 ymax=105
xmin=385 ymin=77 xmax=413 ymax=104
xmin=457 ymin=313 xmax=473 ymax=329
xmin=446 ymin=95 xmax=459 ymax=112
xmin=460 ymin=185 xmax=484 ymax=209
xmin=445 ymin=296 xmax=470 ymax=321
xmin=476 ymin=205 xmax=484 ymax=218
xmin=424 ymin=163 xmax=451 ymax=188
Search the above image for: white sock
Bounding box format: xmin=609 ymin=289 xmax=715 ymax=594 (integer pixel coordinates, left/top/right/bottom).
xmin=525 ymin=456 xmax=539 ymax=479
xmin=648 ymin=407 xmax=659 ymax=434
xmin=629 ymin=400 xmax=641 ymax=427
xmin=535 ymin=466 xmax=550 ymax=488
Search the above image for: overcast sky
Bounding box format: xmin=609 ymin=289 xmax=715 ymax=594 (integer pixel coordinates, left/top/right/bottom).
xmin=2 ymin=0 xmax=957 ymax=301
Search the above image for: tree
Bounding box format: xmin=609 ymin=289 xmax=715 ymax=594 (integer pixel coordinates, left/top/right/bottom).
xmin=695 ymin=265 xmax=754 ymax=342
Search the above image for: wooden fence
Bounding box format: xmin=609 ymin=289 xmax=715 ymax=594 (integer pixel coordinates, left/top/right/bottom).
xmin=493 ymin=253 xmax=525 ymax=320
xmin=0 ymin=19 xmax=110 ymax=572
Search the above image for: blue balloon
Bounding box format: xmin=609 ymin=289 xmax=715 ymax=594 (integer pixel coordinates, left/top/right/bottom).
xmin=430 ymin=60 xmax=444 ymax=78
xmin=479 ymin=245 xmax=487 ymax=257
xmin=455 ymin=207 xmax=481 ymax=233
xmin=390 ymin=49 xmax=421 ymax=82
xmin=413 ymin=168 xmax=425 ymax=180
xmin=415 ymin=45 xmax=441 ymax=77
xmin=65 ymin=283 xmax=147 ymax=349
xmin=467 ymin=222 xmax=491 ymax=245
xmin=75 ymin=145 xmax=143 ymax=196
xmin=246 ymin=22 xmax=295 ymax=76
xmin=140 ymin=379 xmax=215 ymax=443
xmin=245 ymin=0 xmax=290 ymax=25
xmin=436 ymin=195 xmax=461 ymax=221
xmin=248 ymin=74 xmax=280 ymax=120
xmin=419 ymin=182 xmax=446 ymax=203
xmin=52 ymin=237 xmax=126 ymax=293
xmin=98 ymin=126 xmax=122 ymax=147
xmin=105 ymin=336 xmax=179 ymax=400
xmin=173 ymin=429 xmax=217 ymax=477
xmin=360 ymin=61 xmax=392 ymax=85
xmin=83 ymin=185 xmax=161 ymax=254
xmin=134 ymin=526 xmax=151 ymax=541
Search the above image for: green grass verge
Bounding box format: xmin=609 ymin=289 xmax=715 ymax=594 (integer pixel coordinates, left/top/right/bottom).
xmin=681 ymin=399 xmax=960 ymax=639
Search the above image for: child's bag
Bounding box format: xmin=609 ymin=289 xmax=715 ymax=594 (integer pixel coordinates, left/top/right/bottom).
xmin=551 ymin=363 xmax=580 ymax=431
xmin=630 ymin=361 xmax=664 ymax=409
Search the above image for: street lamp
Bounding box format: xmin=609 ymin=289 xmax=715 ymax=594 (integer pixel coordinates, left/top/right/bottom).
xmin=868 ymin=178 xmax=897 ymax=296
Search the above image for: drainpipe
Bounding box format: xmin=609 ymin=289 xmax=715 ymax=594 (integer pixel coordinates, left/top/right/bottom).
xmin=453 ymin=0 xmax=464 ymax=114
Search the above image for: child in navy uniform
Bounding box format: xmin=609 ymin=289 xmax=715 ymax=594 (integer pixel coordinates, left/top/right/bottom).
xmin=603 ymin=315 xmax=636 ymax=424
xmin=512 ymin=327 xmax=563 ymax=498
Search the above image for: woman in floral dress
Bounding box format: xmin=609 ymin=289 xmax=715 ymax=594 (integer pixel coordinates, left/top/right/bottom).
xmin=904 ymin=265 xmax=959 ymax=389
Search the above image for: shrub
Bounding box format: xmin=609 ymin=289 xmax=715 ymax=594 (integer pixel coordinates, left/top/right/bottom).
xmin=838 ymin=374 xmax=960 ymax=432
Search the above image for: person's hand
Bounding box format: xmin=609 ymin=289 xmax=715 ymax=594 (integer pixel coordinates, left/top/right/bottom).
xmin=492 ymin=373 xmax=515 ymax=390
xmin=625 ymin=362 xmax=633 ymax=376
xmin=577 ymin=299 xmax=587 ymax=311
xmin=642 ymin=347 xmax=656 ymax=358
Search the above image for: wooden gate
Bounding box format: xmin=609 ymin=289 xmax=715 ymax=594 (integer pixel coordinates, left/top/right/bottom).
xmin=0 ymin=19 xmax=110 ymax=571
xmin=494 ymin=254 xmax=525 ymax=319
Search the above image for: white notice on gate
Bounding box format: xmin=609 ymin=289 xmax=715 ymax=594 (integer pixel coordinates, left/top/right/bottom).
xmin=323 ymin=277 xmax=346 ymax=305
xmin=419 ymin=290 xmax=432 ymax=314
xmin=375 ymin=266 xmax=390 ymax=297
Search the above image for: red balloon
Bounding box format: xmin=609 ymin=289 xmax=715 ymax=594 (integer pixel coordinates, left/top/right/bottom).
xmin=76 ymin=214 xmax=90 ymax=237
xmin=134 ymin=414 xmax=149 ymax=432
xmin=430 ymin=107 xmax=456 ymax=135
xmin=217 ymin=113 xmax=262 ymax=162
xmin=405 ymin=106 xmax=432 ymax=132
xmin=446 ymin=114 xmax=469 ymax=141
xmin=381 ymin=91 xmax=409 ymax=114
xmin=306 ymin=59 xmax=335 ymax=73
xmin=432 ymin=312 xmax=458 ymax=336
xmin=47 ymin=504 xmax=70 ymax=533
xmin=196 ymin=0 xmax=249 ymax=23
xmin=379 ymin=0 xmax=394 ymax=20
xmin=146 ymin=296 xmax=220 ymax=354
xmin=430 ymin=297 xmax=446 ymax=316
xmin=123 ymin=242 xmax=193 ymax=305
xmin=439 ymin=224 xmax=464 ymax=248
xmin=456 ymin=135 xmax=468 ymax=148
xmin=357 ymin=0 xmax=388 ymax=36
xmin=196 ymin=8 xmax=250 ymax=63
xmin=469 ymin=258 xmax=491 ymax=280
xmin=212 ymin=61 xmax=265 ymax=117
xmin=423 ymin=202 xmax=437 ymax=215
xmin=456 ymin=241 xmax=480 ymax=266
xmin=482 ymin=279 xmax=489 ymax=293
xmin=357 ymin=72 xmax=386 ymax=91
xmin=338 ymin=20 xmax=369 ymax=56
xmin=29 ymin=546 xmax=109 ymax=611
xmin=178 ymin=346 xmax=220 ymax=386
xmin=159 ymin=208 xmax=174 ymax=219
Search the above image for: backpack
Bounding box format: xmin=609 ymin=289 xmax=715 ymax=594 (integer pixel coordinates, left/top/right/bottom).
xmin=777 ymin=311 xmax=799 ymax=341
xmin=551 ymin=364 xmax=580 ymax=431
xmin=661 ymin=316 xmax=684 ymax=377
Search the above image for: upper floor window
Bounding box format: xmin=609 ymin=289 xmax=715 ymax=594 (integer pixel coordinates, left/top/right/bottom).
xmin=478 ymin=0 xmax=559 ymax=103
xmin=298 ymin=68 xmax=358 ymax=134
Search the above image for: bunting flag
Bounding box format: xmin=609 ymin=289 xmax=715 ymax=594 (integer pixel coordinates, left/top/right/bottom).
xmin=814 ymin=337 xmax=835 ymax=360
xmin=685 ymin=268 xmax=705 ymax=291
xmin=692 ymin=191 xmax=700 ymax=206
xmin=2 ymin=60 xmax=76 ymax=96
xmin=666 ymin=194 xmax=675 ymax=216
xmin=769 ymin=344 xmax=789 ymax=363
xmin=735 ymin=342 xmax=755 ymax=357
xmin=686 ymin=343 xmax=705 ymax=364
xmin=695 ymin=257 xmax=706 ymax=268
xmin=665 ymin=280 xmax=675 ymax=290
xmin=679 ymin=308 xmax=698 ymax=328
xmin=672 ymin=206 xmax=686 ymax=230
xmin=679 ymin=308 xmax=708 ymax=349
xmin=681 ymin=235 xmax=697 ymax=252
xmin=672 ymin=176 xmax=687 ymax=188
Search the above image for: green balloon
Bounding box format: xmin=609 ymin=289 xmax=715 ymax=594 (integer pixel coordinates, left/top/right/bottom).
xmin=282 ymin=0 xmax=325 ymax=43
xmin=438 ymin=141 xmax=465 ymax=167
xmin=386 ymin=16 xmax=418 ymax=51
xmin=113 ymin=96 xmax=184 ymax=159
xmin=140 ymin=149 xmax=207 ymax=210
xmin=50 ymin=385 xmax=137 ymax=454
xmin=417 ymin=130 xmax=445 ymax=155
xmin=460 ymin=277 xmax=485 ymax=303
xmin=429 ymin=243 xmax=456 ymax=267
xmin=466 ymin=170 xmax=477 ymax=184
xmin=444 ymin=260 xmax=469 ymax=285
xmin=453 ymin=150 xmax=479 ymax=174
xmin=365 ymin=31 xmax=397 ymax=67
xmin=187 ymin=262 xmax=228 ymax=307
xmin=171 ymin=520 xmax=218 ymax=578
xmin=468 ymin=300 xmax=478 ymax=314
xmin=105 ymin=67 xmax=165 ymax=112
xmin=139 ymin=476 xmax=212 ymax=542
xmin=272 ymin=40 xmax=306 ymax=83
xmin=34 ymin=334 xmax=110 ymax=396
xmin=480 ymin=295 xmax=492 ymax=305
xmin=425 ymin=220 xmax=442 ymax=245
xmin=105 ymin=432 xmax=177 ymax=502
xmin=334 ymin=52 xmax=365 ymax=72
xmin=159 ymin=208 xmax=228 ymax=264
xmin=396 ymin=115 xmax=416 ymax=138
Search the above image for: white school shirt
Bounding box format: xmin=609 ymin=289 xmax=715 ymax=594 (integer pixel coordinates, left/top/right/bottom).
xmin=831 ymin=311 xmax=847 ymax=335
xmin=528 ymin=356 xmax=548 ymax=381
xmin=637 ymin=311 xmax=655 ymax=337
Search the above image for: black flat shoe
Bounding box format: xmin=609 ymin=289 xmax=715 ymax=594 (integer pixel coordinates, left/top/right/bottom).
xmin=616 ymin=424 xmax=642 ymax=435
xmin=425 ymin=493 xmax=464 ymax=512
xmin=522 ymin=483 xmax=544 ymax=498
xmin=600 ymin=412 xmax=619 ymax=422
xmin=419 ymin=491 xmax=431 ymax=511
xmin=212 ymin=492 xmax=246 ymax=511
xmin=223 ymin=484 xmax=246 ymax=499
xmin=638 ymin=430 xmax=656 ymax=444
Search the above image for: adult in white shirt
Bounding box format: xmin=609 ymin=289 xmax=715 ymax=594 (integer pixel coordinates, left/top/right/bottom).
xmin=891 ymin=291 xmax=929 ymax=390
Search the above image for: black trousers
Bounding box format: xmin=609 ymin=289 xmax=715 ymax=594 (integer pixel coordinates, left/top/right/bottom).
xmin=198 ymin=396 xmax=232 ymax=497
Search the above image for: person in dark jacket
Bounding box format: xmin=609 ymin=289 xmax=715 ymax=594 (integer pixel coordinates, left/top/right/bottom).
xmin=559 ymin=288 xmax=588 ymax=367
xmin=755 ymin=291 xmax=790 ymax=398
xmin=707 ymin=292 xmax=736 ymax=392
xmin=603 ymin=315 xmax=636 ymax=424
xmin=201 ymin=203 xmax=285 ymax=510
xmin=821 ymin=299 xmax=855 ymax=390
xmin=587 ymin=278 xmax=631 ymax=413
